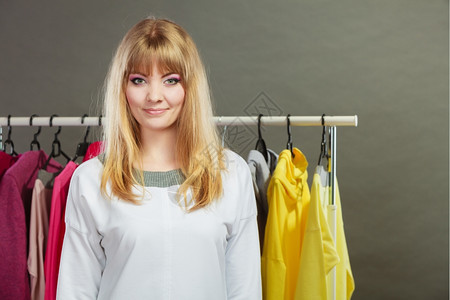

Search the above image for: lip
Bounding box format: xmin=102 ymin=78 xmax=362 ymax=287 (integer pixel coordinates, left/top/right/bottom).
xmin=144 ymin=108 xmax=168 ymax=115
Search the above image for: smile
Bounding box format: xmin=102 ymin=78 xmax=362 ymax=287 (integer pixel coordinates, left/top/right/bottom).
xmin=144 ymin=108 xmax=168 ymax=116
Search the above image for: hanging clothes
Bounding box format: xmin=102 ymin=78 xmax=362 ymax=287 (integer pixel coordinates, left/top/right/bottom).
xmin=266 ymin=149 xmax=279 ymax=174
xmin=82 ymin=141 xmax=103 ymax=163
xmin=44 ymin=161 xmax=78 ymax=300
xmin=45 ymin=142 xmax=102 ymax=300
xmin=247 ymin=149 xmax=278 ymax=253
xmin=28 ymin=170 xmax=60 ymax=300
xmin=315 ymin=166 xmax=355 ymax=300
xmin=0 ymin=151 xmax=20 ymax=180
xmin=0 ymin=150 xmax=60 ymax=300
xmin=295 ymin=166 xmax=340 ymax=299
xmin=261 ymin=147 xmax=310 ymax=300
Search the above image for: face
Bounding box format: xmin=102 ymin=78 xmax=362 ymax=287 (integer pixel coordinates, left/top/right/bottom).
xmin=125 ymin=64 xmax=185 ymax=136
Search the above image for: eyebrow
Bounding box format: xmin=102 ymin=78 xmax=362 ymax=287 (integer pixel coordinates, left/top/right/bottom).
xmin=162 ymin=72 xmax=180 ymax=78
xmin=129 ymin=72 xmax=180 ymax=78
xmin=129 ymin=72 xmax=147 ymax=77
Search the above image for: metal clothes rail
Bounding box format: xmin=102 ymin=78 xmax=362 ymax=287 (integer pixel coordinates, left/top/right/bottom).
xmin=0 ymin=115 xmax=358 ymax=127
xmin=0 ymin=115 xmax=358 ymax=300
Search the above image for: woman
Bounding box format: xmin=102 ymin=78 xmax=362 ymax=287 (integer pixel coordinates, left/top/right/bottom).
xmin=56 ymin=17 xmax=262 ymax=299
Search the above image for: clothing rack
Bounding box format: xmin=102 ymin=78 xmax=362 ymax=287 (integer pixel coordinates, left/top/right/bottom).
xmin=0 ymin=115 xmax=357 ymax=127
xmin=0 ymin=115 xmax=357 ymax=300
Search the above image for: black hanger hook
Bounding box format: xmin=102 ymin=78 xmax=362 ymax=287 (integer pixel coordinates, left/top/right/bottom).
xmin=286 ymin=114 xmax=295 ymax=158
xmin=49 ymin=114 xmax=62 ymax=136
xmin=81 ymin=114 xmax=90 ymax=142
xmin=30 ymin=114 xmax=41 ymax=150
xmin=49 ymin=114 xmax=62 ymax=157
xmin=7 ymin=115 xmax=12 ymax=139
xmin=255 ymin=114 xmax=268 ymax=162
xmin=43 ymin=114 xmax=71 ymax=170
xmin=3 ymin=115 xmax=17 ymax=156
xmin=257 ymin=114 xmax=263 ymax=139
xmin=318 ymin=114 xmax=328 ymax=166
xmin=72 ymin=114 xmax=92 ymax=162
xmin=321 ymin=114 xmax=327 ymax=147
xmin=6 ymin=115 xmax=13 ymax=142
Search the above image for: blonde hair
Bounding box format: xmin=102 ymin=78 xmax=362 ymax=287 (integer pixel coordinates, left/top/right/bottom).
xmin=101 ymin=17 xmax=226 ymax=211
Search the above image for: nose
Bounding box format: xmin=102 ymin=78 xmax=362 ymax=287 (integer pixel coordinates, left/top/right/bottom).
xmin=146 ymin=83 xmax=162 ymax=102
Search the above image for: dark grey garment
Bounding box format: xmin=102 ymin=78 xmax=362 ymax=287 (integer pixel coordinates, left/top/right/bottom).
xmin=247 ymin=149 xmax=278 ymax=253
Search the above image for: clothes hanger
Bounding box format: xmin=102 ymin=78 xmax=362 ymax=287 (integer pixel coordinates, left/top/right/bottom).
xmin=317 ymin=114 xmax=329 ymax=166
xmin=255 ymin=114 xmax=268 ymax=162
xmin=30 ymin=114 xmax=41 ymax=151
xmin=221 ymin=125 xmax=228 ymax=147
xmin=219 ymin=116 xmax=228 ymax=147
xmin=72 ymin=114 xmax=91 ymax=162
xmin=3 ymin=115 xmax=18 ymax=156
xmin=286 ymin=114 xmax=295 ymax=158
xmin=42 ymin=114 xmax=71 ymax=170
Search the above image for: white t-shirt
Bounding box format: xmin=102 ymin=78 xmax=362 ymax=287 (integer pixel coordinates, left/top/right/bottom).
xmin=56 ymin=149 xmax=262 ymax=300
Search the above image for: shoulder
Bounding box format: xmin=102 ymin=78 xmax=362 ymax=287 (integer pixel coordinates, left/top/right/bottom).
xmin=65 ymin=158 xmax=109 ymax=233
xmin=220 ymin=149 xmax=253 ymax=196
xmin=222 ymin=148 xmax=249 ymax=172
xmin=70 ymin=157 xmax=103 ymax=188
xmin=66 ymin=158 xmax=108 ymax=218
xmin=221 ymin=148 xmax=252 ymax=180
xmin=218 ymin=149 xmax=256 ymax=219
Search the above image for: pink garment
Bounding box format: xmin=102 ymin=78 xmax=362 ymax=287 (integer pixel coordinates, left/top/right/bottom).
xmin=44 ymin=161 xmax=78 ymax=300
xmin=28 ymin=174 xmax=55 ymax=300
xmin=0 ymin=151 xmax=61 ymax=300
xmin=0 ymin=151 xmax=20 ymax=179
xmin=82 ymin=141 xmax=103 ymax=163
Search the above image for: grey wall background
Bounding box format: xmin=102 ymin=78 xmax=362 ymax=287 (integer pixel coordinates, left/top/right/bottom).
xmin=0 ymin=1 xmax=448 ymax=299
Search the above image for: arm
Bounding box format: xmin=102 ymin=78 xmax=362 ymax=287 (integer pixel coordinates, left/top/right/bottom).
xmin=56 ymin=171 xmax=105 ymax=300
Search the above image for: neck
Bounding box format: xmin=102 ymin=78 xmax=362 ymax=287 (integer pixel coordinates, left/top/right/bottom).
xmin=139 ymin=126 xmax=179 ymax=171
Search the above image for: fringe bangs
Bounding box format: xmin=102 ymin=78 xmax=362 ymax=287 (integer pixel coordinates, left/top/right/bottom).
xmin=126 ymin=28 xmax=189 ymax=83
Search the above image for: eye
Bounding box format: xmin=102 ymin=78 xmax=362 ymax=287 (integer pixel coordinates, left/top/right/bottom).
xmin=164 ymin=77 xmax=181 ymax=85
xmin=130 ymin=76 xmax=146 ymax=85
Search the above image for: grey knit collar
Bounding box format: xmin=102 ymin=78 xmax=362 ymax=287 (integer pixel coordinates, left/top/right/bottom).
xmin=134 ymin=168 xmax=185 ymax=187
xmin=97 ymin=154 xmax=185 ymax=187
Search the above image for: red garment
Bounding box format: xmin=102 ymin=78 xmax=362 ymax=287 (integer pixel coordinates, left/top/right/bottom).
xmin=44 ymin=161 xmax=78 ymax=300
xmin=0 ymin=151 xmax=61 ymax=300
xmin=44 ymin=144 xmax=102 ymax=300
xmin=44 ymin=146 xmax=102 ymax=300
xmin=0 ymin=151 xmax=21 ymax=179
xmin=82 ymin=141 xmax=103 ymax=163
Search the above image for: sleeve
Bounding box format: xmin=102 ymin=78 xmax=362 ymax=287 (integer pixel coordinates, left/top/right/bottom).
xmin=261 ymin=178 xmax=287 ymax=299
xmin=0 ymin=178 xmax=30 ymax=299
xmin=225 ymin=157 xmax=262 ymax=300
xmin=56 ymin=170 xmax=106 ymax=300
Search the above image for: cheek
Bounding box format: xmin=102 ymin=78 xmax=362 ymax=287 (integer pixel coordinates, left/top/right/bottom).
xmin=171 ymin=87 xmax=185 ymax=106
xmin=125 ymin=88 xmax=141 ymax=108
